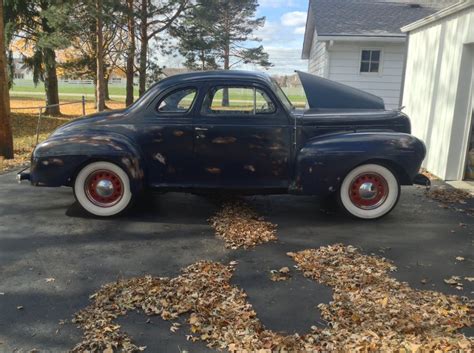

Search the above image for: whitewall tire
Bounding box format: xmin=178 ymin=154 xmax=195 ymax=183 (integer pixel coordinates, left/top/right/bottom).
xmin=339 ymin=164 xmax=400 ymax=220
xmin=74 ymin=161 xmax=133 ymax=217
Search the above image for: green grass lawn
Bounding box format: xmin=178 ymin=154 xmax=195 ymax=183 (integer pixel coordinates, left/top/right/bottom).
xmin=10 ymin=80 xmax=138 ymax=97
xmin=10 ymin=79 xmax=307 ymax=105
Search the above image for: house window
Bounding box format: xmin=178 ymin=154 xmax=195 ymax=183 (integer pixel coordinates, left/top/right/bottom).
xmin=360 ymin=50 xmax=381 ymax=73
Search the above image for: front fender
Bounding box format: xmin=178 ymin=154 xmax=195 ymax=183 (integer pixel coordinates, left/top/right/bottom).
xmin=293 ymin=132 xmax=426 ymax=196
xmin=30 ymin=132 xmax=145 ymax=192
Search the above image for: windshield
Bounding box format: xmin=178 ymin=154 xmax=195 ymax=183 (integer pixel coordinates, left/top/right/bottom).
xmin=271 ymin=78 xmax=294 ymax=112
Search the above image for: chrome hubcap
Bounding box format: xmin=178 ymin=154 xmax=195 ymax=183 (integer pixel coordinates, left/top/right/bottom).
xmin=84 ymin=169 xmax=124 ymax=208
xmin=96 ymin=179 xmax=114 ymax=197
xmin=349 ymin=172 xmax=389 ymax=210
xmin=359 ymin=182 xmax=378 ymax=200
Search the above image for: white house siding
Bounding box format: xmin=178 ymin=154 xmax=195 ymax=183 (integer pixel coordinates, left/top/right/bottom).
xmin=402 ymin=6 xmax=474 ymax=180
xmin=325 ymin=41 xmax=405 ymax=110
xmin=308 ymin=33 xmax=329 ymax=78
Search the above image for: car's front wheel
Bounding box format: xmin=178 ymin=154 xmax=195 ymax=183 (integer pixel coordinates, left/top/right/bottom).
xmin=74 ymin=161 xmax=133 ymax=217
xmin=339 ymin=163 xmax=400 ymax=219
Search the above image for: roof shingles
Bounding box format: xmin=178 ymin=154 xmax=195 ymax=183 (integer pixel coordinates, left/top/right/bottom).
xmin=310 ymin=0 xmax=454 ymax=36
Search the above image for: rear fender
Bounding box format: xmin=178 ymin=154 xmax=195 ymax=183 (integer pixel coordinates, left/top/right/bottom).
xmin=293 ymin=132 xmax=426 ymax=196
xmin=31 ymin=132 xmax=145 ymax=192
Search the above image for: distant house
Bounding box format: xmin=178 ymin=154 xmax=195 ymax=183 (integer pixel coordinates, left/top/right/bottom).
xmin=401 ymin=1 xmax=473 ymax=181
xmin=161 ymin=68 xmax=189 ymax=78
xmin=271 ymin=74 xmax=302 ymax=88
xmin=12 ymin=58 xmax=33 ymax=81
xmin=301 ymin=0 xmax=454 ymax=109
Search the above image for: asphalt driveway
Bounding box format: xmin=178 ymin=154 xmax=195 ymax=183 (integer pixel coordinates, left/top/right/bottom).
xmin=0 ymin=170 xmax=472 ymax=352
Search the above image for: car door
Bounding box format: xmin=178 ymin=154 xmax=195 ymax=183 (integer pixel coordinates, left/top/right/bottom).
xmin=193 ymin=82 xmax=292 ymax=189
xmin=135 ymin=84 xmax=199 ymax=187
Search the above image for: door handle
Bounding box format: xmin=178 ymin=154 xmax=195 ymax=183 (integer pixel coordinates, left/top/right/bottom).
xmin=195 ymin=127 xmax=208 ymax=131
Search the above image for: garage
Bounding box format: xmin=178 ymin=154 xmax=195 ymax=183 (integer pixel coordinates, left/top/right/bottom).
xmin=401 ymin=1 xmax=474 ymax=181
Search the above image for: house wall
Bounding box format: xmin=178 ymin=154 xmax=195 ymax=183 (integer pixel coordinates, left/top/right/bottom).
xmin=402 ymin=6 xmax=474 ymax=180
xmin=307 ymin=39 xmax=406 ymax=110
xmin=327 ymin=41 xmax=405 ymax=110
xmin=308 ymin=32 xmax=329 ymax=77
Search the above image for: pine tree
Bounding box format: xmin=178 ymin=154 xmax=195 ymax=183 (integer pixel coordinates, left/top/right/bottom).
xmin=174 ymin=0 xmax=272 ymax=71
xmin=6 ymin=0 xmax=73 ymax=115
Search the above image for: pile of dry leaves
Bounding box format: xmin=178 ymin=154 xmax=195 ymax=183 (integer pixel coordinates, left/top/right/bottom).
xmin=289 ymin=244 xmax=473 ymax=351
xmin=208 ymin=200 xmax=277 ymax=249
xmin=426 ymin=186 xmax=472 ymax=205
xmin=72 ymin=245 xmax=473 ymax=352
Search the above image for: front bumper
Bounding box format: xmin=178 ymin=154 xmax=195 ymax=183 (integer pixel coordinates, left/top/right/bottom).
xmin=17 ymin=167 xmax=31 ymax=183
xmin=413 ymin=173 xmax=431 ymax=190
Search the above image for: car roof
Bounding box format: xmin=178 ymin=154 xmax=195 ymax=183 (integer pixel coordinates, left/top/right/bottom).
xmin=158 ymin=70 xmax=274 ymax=87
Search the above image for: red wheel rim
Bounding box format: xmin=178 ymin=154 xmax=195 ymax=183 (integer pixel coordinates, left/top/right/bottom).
xmin=84 ymin=169 xmax=124 ymax=207
xmin=349 ymin=172 xmax=389 ymax=210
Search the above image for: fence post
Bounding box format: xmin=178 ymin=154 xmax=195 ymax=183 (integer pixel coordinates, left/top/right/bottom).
xmin=35 ymin=107 xmax=42 ymax=145
xmin=82 ymin=95 xmax=86 ymax=116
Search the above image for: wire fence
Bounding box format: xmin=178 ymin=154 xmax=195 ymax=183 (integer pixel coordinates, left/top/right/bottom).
xmin=11 ymin=96 xmax=86 ymax=145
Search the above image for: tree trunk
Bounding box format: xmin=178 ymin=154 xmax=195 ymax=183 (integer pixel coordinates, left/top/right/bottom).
xmin=93 ymin=79 xmax=97 ymax=109
xmin=125 ymin=0 xmax=136 ymax=106
xmin=222 ymin=44 xmax=230 ymax=107
xmin=138 ymin=0 xmax=147 ymax=97
xmin=96 ymin=0 xmax=106 ymax=112
xmin=39 ymin=1 xmax=61 ymax=116
xmin=43 ymin=48 xmax=60 ymax=115
xmin=104 ymin=74 xmax=110 ymax=101
xmin=0 ymin=0 xmax=13 ymax=159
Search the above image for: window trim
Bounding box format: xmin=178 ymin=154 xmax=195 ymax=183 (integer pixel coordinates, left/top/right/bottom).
xmin=201 ymin=84 xmax=278 ymax=117
xmin=155 ymin=86 xmax=198 ymax=116
xmin=359 ymin=48 xmax=383 ymax=75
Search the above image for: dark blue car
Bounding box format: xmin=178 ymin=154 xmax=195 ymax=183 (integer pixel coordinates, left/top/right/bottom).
xmin=18 ymin=70 xmax=428 ymax=219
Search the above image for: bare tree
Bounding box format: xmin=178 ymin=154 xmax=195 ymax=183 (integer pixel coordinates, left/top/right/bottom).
xmin=137 ymin=0 xmax=188 ymax=97
xmin=0 ymin=1 xmax=14 ymax=159
xmin=126 ymin=0 xmax=136 ymax=106
xmin=96 ymin=0 xmax=106 ymax=111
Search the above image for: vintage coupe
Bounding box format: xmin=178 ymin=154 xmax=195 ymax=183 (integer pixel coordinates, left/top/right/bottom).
xmin=18 ymin=70 xmax=429 ymax=219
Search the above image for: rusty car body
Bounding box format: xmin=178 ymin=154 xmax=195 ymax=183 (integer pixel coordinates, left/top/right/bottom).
xmin=18 ymin=70 xmax=429 ymax=218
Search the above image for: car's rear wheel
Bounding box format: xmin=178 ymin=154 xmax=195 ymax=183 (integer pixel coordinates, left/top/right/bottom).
xmin=339 ymin=163 xmax=400 ymax=219
xmin=74 ymin=161 xmax=133 ymax=217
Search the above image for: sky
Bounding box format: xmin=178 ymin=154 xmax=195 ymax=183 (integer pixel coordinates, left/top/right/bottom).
xmin=243 ymin=0 xmax=309 ymax=75
xmin=158 ymin=0 xmax=309 ymax=75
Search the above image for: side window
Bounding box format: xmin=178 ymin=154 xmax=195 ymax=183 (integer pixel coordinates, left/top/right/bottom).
xmin=203 ymin=86 xmax=276 ymax=115
xmin=157 ymin=87 xmax=197 ymax=114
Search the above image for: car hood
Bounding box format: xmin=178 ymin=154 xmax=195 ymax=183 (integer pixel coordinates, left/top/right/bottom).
xmin=296 ymin=71 xmax=385 ymax=110
xmin=52 ymin=109 xmax=127 ymax=135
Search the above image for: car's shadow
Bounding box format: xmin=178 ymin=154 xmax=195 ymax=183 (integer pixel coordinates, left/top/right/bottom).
xmin=65 ymin=192 xmax=222 ymax=225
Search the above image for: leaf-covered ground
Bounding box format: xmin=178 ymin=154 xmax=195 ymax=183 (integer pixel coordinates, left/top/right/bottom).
xmin=0 ymin=99 xmax=125 ymax=173
xmin=425 ymin=186 xmax=474 ymax=217
xmin=208 ymin=200 xmax=277 ymax=249
xmin=72 ymin=244 xmax=472 ymax=352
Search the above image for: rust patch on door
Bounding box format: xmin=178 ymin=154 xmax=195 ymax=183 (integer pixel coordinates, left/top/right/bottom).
xmin=244 ymin=165 xmax=256 ymax=172
xmin=212 ymin=137 xmax=237 ymax=144
xmin=206 ymin=167 xmax=221 ymax=174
